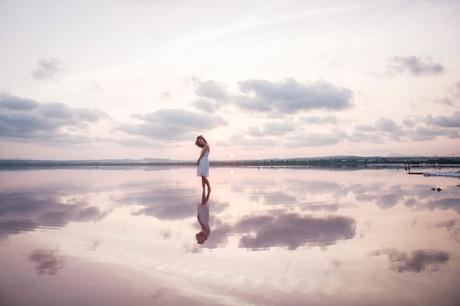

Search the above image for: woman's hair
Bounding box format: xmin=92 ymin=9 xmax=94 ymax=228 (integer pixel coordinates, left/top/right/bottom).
xmin=195 ymin=135 xmax=208 ymax=148
xmin=196 ymin=231 xmax=207 ymax=244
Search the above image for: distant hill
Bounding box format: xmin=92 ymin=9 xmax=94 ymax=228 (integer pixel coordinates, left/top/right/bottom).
xmin=0 ymin=157 xmax=185 ymax=164
xmin=0 ymin=156 xmax=459 ymax=169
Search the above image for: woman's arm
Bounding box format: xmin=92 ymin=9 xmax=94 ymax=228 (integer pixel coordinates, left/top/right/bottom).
xmin=197 ymin=145 xmax=209 ymax=165
xmin=197 ymin=147 xmax=205 ymax=164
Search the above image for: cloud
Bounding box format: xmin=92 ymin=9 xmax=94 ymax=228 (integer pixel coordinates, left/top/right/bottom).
xmin=433 ymin=81 xmax=460 ymax=106
xmin=347 ymin=130 xmax=383 ymax=143
xmin=433 ymin=218 xmax=460 ymax=244
xmin=117 ymin=186 xmax=198 ymax=219
xmin=238 ymin=177 xmax=459 ymax=220
xmin=0 ymin=219 xmax=39 ymax=239
xmin=375 ymin=118 xmax=401 ymax=133
xmin=0 ymin=94 xmax=39 ymax=110
xmin=409 ymin=126 xmax=453 ymax=141
xmin=249 ymin=191 xmax=297 ymax=205
xmin=288 ymin=180 xmax=347 ymax=196
xmin=32 ymin=57 xmax=65 ymax=80
xmin=355 ymin=124 xmax=376 ymax=132
xmin=233 ymin=213 xmax=356 ymax=250
xmin=352 ymin=183 xmax=460 ymax=215
xmin=217 ymin=133 xmax=277 ymax=148
xmin=299 ymin=115 xmax=338 ymax=124
xmin=0 ymin=190 xmax=111 ymax=239
xmin=375 ymin=193 xmax=400 ymax=209
xmin=29 ymin=248 xmax=66 ymax=276
xmin=433 ymin=96 xmax=454 ymax=106
xmin=235 ymin=79 xmax=353 ymax=114
xmin=349 ymin=114 xmax=460 ymax=143
xmin=238 ymin=179 xmax=348 ymax=208
xmin=190 ymin=78 xmax=353 ymax=116
xmin=403 ymin=119 xmax=415 ymax=128
xmin=247 ymin=121 xmax=296 ymax=136
xmin=449 ymin=81 xmax=460 ymax=98
xmin=426 ymin=112 xmax=460 ymax=128
xmin=199 ymin=210 xmax=356 ymax=251
xmin=384 ymin=55 xmax=444 ymax=77
xmin=115 ymin=184 xmax=228 ymax=220
xmin=191 ymin=79 xmax=230 ymax=113
xmin=194 ymin=79 xmax=230 ymax=101
xmin=117 ymin=109 xmax=227 ymax=141
xmin=0 ymin=93 xmax=109 ymax=143
xmin=353 ymin=184 xmax=407 ymax=209
xmin=285 ymin=131 xmax=347 ymax=147
xmin=300 ymin=203 xmax=340 ymax=212
xmin=426 ymin=198 xmax=460 ymax=214
xmin=369 ymin=248 xmax=449 ymax=273
xmin=434 ymin=219 xmax=457 ymax=231
xmin=192 ymin=98 xmax=220 ymax=113
xmin=222 ymin=111 xmax=459 ymax=150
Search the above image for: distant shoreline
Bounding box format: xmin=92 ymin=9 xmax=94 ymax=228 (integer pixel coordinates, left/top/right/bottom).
xmin=1 ymin=156 xmax=459 ymax=170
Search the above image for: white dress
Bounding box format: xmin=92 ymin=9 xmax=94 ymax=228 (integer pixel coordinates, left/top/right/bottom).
xmin=197 ymin=150 xmax=209 ymax=177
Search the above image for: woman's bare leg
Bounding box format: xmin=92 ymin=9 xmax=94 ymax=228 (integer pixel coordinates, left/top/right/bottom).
xmin=201 ymin=176 xmax=212 ymax=204
xmin=201 ymin=177 xmax=206 ymax=192
xmin=201 ymin=177 xmax=206 ymax=204
xmin=203 ymin=177 xmax=211 ymax=195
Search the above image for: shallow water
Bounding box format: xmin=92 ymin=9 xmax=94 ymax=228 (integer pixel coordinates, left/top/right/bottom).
xmin=1 ymin=167 xmax=459 ymax=306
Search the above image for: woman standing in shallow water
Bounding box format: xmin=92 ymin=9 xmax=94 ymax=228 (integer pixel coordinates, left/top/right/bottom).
xmin=195 ymin=135 xmax=211 ymax=204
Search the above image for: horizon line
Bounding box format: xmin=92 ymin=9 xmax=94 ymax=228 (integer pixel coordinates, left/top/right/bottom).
xmin=1 ymin=154 xmax=460 ymax=162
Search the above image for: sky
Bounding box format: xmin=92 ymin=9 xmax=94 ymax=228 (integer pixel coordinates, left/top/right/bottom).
xmin=0 ymin=0 xmax=459 ymax=160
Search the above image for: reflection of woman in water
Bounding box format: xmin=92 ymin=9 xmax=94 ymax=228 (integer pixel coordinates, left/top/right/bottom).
xmin=196 ymin=201 xmax=210 ymax=244
xmin=195 ymin=135 xmax=211 ymax=204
